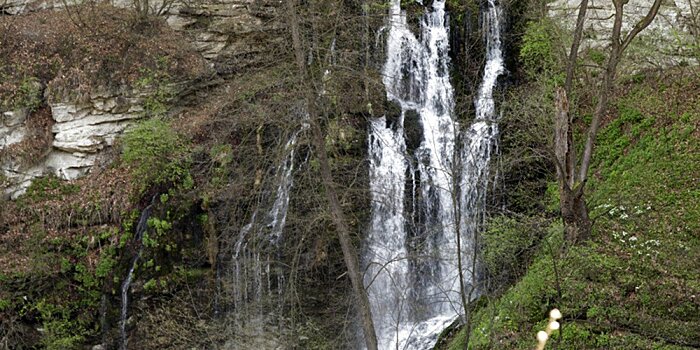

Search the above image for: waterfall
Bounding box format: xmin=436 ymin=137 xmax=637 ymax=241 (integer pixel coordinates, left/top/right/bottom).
xmin=459 ymin=0 xmax=505 ymax=298
xmin=231 ymin=124 xmax=306 ymax=321
xmin=364 ymin=0 xmax=504 ymax=348
xmin=120 ymin=196 xmax=157 ymax=350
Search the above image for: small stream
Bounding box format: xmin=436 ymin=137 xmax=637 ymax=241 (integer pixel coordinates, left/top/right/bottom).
xmin=119 ymin=196 xmax=157 ymax=350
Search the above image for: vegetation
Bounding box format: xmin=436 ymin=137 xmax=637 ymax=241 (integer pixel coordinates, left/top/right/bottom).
xmin=0 ymin=4 xmax=204 ymax=108
xmin=1 ymin=0 xmax=698 ymax=349
xmin=445 ymin=53 xmax=700 ymax=350
xmin=121 ymin=118 xmax=192 ymax=193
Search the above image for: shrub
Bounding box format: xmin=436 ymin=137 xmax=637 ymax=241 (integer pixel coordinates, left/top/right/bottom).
xmin=16 ymin=77 xmax=42 ymax=111
xmin=121 ymin=119 xmax=192 ymax=193
xmin=33 ymin=300 xmax=87 ymax=350
xmin=25 ymin=175 xmax=80 ymax=202
xmin=519 ymin=20 xmax=559 ymax=77
xmin=135 ymin=57 xmax=175 ymax=117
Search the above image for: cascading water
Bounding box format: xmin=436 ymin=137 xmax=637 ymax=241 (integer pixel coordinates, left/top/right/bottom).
xmin=364 ymin=0 xmax=504 ymax=348
xmin=231 ymin=124 xmax=307 ymax=320
xmin=120 ymin=196 xmax=157 ymax=350
xmin=459 ymin=0 xmax=505 ymax=296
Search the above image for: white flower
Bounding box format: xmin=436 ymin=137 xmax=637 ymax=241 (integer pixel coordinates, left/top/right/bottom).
xmin=550 ymin=309 xmax=562 ymax=320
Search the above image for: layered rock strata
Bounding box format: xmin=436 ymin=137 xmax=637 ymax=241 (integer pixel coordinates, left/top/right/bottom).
xmin=1 ymin=90 xmax=149 ymax=198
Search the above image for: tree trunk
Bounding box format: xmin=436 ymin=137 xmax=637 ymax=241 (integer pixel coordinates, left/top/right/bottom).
xmin=564 ymin=0 xmax=589 ymax=95
xmin=285 ymin=1 xmax=378 ymax=349
xmin=554 ymin=88 xmax=591 ymax=243
xmin=556 ymin=0 xmax=662 ymax=244
xmin=559 ymin=185 xmax=591 ymax=244
xmin=579 ymin=0 xmax=664 ymax=182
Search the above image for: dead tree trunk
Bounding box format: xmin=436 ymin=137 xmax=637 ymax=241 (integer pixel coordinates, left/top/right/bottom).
xmin=285 ymin=1 xmax=379 ymax=349
xmin=564 ymin=0 xmax=589 ymax=94
xmin=554 ymin=88 xmax=591 ymax=243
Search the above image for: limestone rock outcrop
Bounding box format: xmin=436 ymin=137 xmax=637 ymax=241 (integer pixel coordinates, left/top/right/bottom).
xmin=2 ymin=0 xmax=284 ymax=73
xmin=1 ymin=90 xmax=149 ymax=198
xmin=549 ymin=0 xmax=698 ymax=68
xmin=0 ymin=0 xmax=282 ymax=199
xmin=163 ymin=0 xmax=285 ymax=73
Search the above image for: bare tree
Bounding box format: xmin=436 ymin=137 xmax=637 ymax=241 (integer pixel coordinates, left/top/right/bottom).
xmin=554 ymin=0 xmax=664 ymax=243
xmin=284 ymin=1 xmax=378 ymax=349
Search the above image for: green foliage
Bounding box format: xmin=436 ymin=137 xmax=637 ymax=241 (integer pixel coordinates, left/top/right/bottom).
xmin=95 ymin=248 xmax=117 ymax=279
xmin=450 ymin=223 xmax=563 ymax=350
xmin=143 ymin=278 xmax=158 ymax=291
xmin=1 ymin=75 xmax=42 ymax=111
xmin=544 ymin=181 xmax=560 ymax=213
xmin=16 ymin=76 xmax=42 ymax=111
xmin=24 ymin=175 xmax=80 ymax=202
xmin=121 ymin=119 xmax=192 ymax=193
xmin=135 ymin=58 xmax=174 ymax=117
xmin=587 ymin=49 xmax=607 ymax=66
xmin=448 ymin=71 xmax=700 ymax=349
xmin=143 ymin=217 xmax=173 ymax=249
xmin=18 ymin=227 xmax=122 ymax=349
xmin=325 ymin=118 xmax=357 ymax=153
xmin=33 ymin=300 xmax=88 ymax=350
xmin=519 ymin=20 xmax=558 ymax=77
xmin=590 ymin=78 xmax=700 ymax=233
xmin=481 ymin=215 xmax=547 ymax=288
xmin=0 ymin=298 xmax=10 ymax=311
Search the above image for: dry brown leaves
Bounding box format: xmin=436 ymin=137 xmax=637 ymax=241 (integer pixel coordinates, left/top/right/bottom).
xmin=0 ymin=4 xmax=207 ymax=106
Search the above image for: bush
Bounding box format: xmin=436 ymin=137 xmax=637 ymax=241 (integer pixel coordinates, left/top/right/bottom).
xmin=519 ymin=20 xmax=559 ymax=77
xmin=121 ymin=119 xmax=192 ymax=193
xmin=33 ymin=300 xmax=87 ymax=350
xmin=24 ymin=175 xmax=80 ymax=202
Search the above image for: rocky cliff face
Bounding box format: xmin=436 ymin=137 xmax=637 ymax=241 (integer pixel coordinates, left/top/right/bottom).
xmin=0 ymin=0 xmax=282 ymax=198
xmin=1 ymin=90 xmax=152 ymax=198
xmin=164 ymin=0 xmax=284 ymax=74
xmin=1 ymin=0 xmax=283 ymax=71
xmin=549 ymin=0 xmax=698 ymax=68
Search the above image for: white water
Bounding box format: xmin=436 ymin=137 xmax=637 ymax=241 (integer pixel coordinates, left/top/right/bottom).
xmin=364 ymin=0 xmax=504 ymax=348
xmin=232 ymin=125 xmax=306 ymax=316
xmin=459 ymin=0 xmax=505 ymax=297
xmin=120 ymin=197 xmax=156 ymax=350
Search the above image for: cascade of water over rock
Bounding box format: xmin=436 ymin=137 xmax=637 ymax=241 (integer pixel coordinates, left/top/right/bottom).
xmin=364 ymin=0 xmax=504 ymax=347
xmin=120 ymin=196 xmax=157 ymax=350
xmin=230 ymin=124 xmax=307 ymax=323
